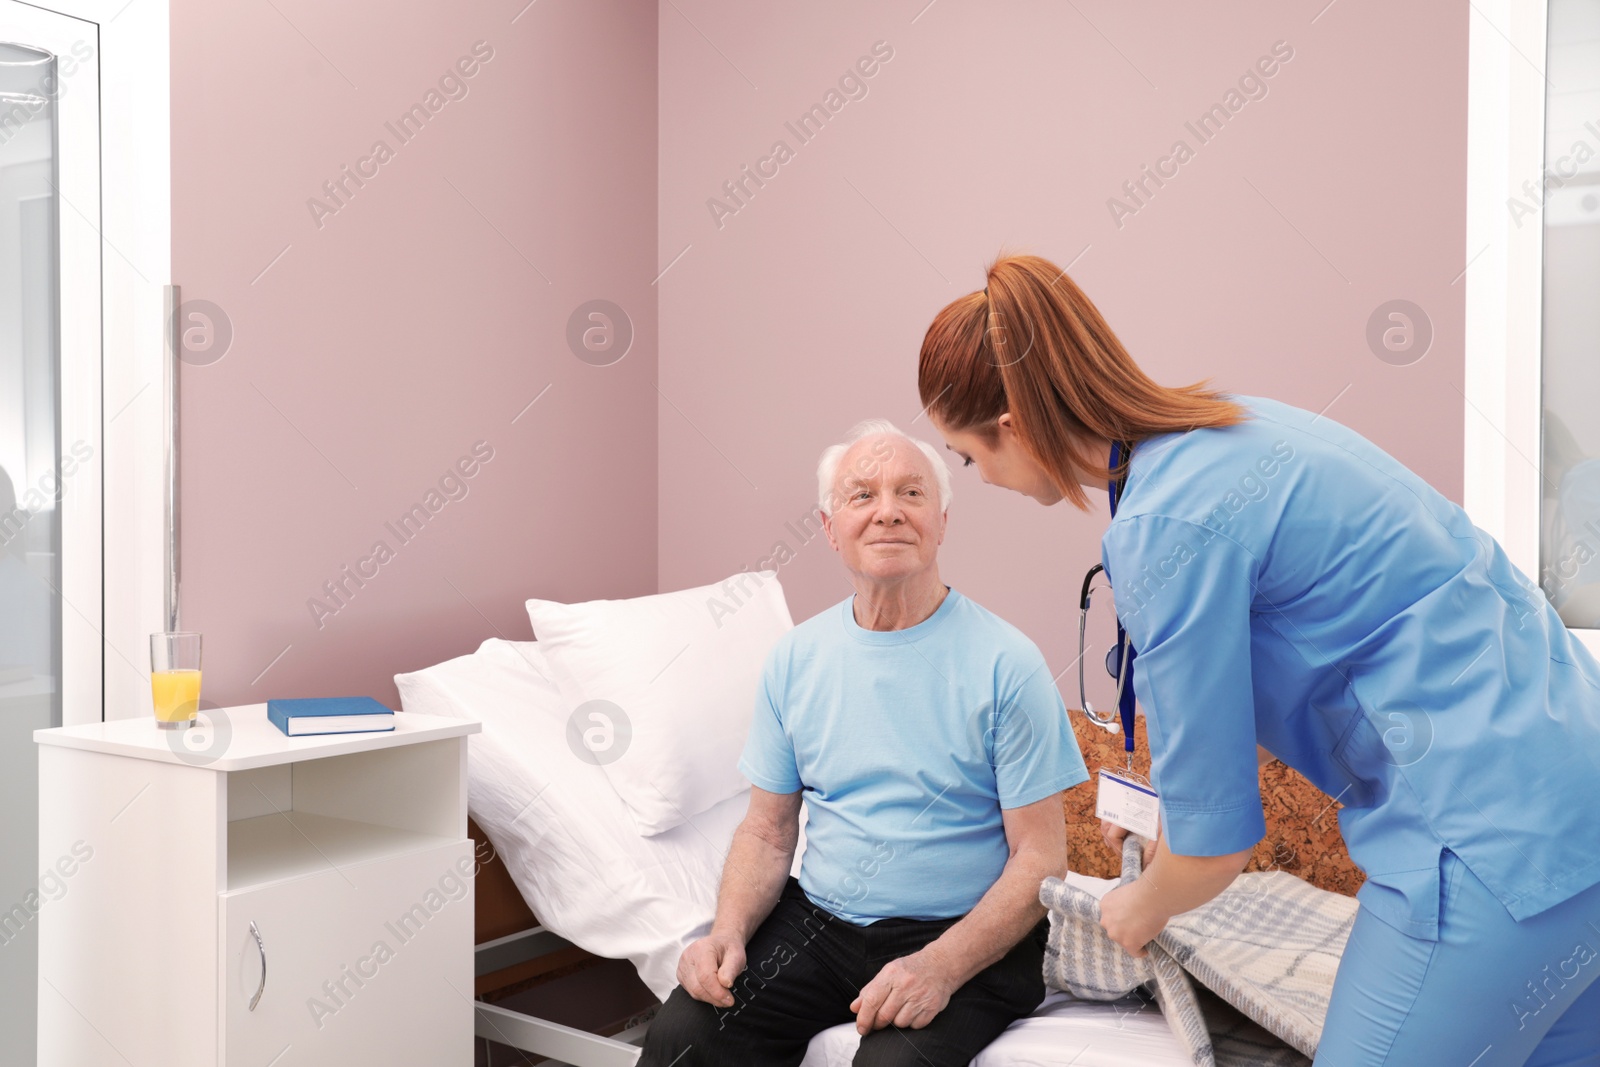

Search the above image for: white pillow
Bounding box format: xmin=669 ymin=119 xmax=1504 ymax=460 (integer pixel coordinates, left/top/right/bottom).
xmin=395 ymin=638 xmax=808 ymax=1002
xmin=525 ymin=571 xmax=794 ymax=836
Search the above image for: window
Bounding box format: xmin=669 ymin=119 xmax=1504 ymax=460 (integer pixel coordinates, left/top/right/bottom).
xmin=1464 ymin=0 xmax=1600 ymax=657
xmin=1540 ymin=0 xmax=1600 ymax=628
xmin=0 ymin=39 xmax=64 ymax=714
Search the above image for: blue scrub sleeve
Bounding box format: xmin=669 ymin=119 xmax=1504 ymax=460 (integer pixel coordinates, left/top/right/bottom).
xmin=1103 ymin=514 xmax=1266 ymax=856
xmin=738 ymin=647 xmax=803 ymax=794
xmin=993 ymin=650 xmax=1092 ymax=808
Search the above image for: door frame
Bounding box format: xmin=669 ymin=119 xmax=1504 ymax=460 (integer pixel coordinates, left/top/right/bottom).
xmin=7 ymin=0 xmax=170 ymax=723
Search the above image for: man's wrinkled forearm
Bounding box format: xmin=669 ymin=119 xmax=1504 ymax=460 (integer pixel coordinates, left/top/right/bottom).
xmin=709 ymin=826 xmax=795 ymax=944
xmin=916 ymin=850 xmax=1058 ymax=989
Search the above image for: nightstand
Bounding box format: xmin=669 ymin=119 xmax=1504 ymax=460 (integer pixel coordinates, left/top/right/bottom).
xmin=35 ymin=703 xmax=481 ymax=1066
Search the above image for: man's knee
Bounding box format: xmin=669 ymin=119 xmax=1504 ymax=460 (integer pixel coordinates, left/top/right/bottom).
xmin=640 ymin=978 xmax=826 ymax=1067
xmin=852 ymin=1026 xmax=964 ymax=1067
xmin=639 ymin=986 xmax=721 ymax=1067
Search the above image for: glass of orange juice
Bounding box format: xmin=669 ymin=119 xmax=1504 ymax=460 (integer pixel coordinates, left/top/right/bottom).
xmin=150 ymin=632 xmax=202 ymax=730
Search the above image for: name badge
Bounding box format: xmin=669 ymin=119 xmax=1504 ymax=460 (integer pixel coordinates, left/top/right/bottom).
xmin=1095 ymin=768 xmax=1160 ymax=840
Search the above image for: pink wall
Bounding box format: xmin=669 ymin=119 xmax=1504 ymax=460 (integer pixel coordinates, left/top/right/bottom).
xmin=658 ymin=1 xmax=1467 ymax=695
xmin=172 ymin=0 xmax=659 ymax=708
xmin=172 ymin=0 xmax=1469 ymax=711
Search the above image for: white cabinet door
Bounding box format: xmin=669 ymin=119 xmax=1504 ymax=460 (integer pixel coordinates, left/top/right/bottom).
xmin=220 ymin=840 xmax=474 ymax=1066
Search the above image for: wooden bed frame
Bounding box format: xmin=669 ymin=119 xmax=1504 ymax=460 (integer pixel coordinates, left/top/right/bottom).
xmin=470 ymin=818 xmax=658 ymax=1065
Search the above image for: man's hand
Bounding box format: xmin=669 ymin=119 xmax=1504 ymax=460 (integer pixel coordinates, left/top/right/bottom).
xmin=1100 ymin=818 xmax=1159 ymax=868
xmin=676 ymin=931 xmax=747 ymax=1008
xmin=849 ymin=947 xmax=958 ymax=1034
xmin=1097 ymin=881 xmax=1169 ymax=959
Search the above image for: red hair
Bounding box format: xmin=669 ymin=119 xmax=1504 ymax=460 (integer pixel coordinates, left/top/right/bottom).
xmin=918 ymin=252 xmax=1247 ymax=511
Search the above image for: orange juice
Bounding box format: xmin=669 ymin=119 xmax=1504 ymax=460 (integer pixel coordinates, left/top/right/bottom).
xmin=151 ymin=669 xmax=202 ymax=723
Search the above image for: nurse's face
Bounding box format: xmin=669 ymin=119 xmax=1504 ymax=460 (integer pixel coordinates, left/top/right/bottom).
xmin=820 ymin=435 xmax=946 ymax=583
xmin=932 ymin=413 xmax=1069 ymax=505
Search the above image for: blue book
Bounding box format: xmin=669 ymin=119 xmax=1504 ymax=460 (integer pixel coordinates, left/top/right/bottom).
xmin=267 ymin=696 xmax=396 ymax=737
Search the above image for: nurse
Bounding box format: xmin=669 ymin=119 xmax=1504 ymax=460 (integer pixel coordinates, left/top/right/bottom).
xmin=917 ymin=252 xmax=1600 ymax=1065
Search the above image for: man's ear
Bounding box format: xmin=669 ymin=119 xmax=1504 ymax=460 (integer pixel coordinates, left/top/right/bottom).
xmin=819 ymin=508 xmax=839 ymax=551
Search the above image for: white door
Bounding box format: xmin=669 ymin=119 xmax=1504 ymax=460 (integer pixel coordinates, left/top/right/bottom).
xmin=221 ymin=841 xmax=475 ymax=1066
xmin=0 ymin=3 xmax=101 ymax=1063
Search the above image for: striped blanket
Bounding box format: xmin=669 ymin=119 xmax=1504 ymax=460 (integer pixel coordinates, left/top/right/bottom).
xmin=1038 ymin=836 xmax=1358 ymax=1066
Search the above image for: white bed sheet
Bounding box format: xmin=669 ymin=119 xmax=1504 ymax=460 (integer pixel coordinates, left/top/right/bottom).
xmin=395 ymin=638 xmax=806 ymax=1002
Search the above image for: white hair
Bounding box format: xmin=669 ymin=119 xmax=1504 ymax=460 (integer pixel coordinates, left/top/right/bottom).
xmin=816 ymin=418 xmax=953 ymax=518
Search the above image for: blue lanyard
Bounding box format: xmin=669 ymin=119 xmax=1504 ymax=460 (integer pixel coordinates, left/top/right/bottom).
xmin=1107 ymin=440 xmax=1137 ymax=758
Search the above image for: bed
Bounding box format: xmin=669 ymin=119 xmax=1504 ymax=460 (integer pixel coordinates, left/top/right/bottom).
xmin=396 ymin=619 xmax=1196 ymax=1067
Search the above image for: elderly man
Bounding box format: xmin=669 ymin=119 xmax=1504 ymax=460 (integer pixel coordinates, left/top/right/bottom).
xmin=639 ymin=419 xmax=1089 ymax=1067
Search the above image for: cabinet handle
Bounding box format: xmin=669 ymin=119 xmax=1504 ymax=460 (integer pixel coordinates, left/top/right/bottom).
xmin=248 ymin=921 xmax=267 ymax=1012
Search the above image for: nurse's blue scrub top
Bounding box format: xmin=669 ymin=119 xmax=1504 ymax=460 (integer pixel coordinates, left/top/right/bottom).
xmin=1105 ymin=394 xmax=1600 ymax=941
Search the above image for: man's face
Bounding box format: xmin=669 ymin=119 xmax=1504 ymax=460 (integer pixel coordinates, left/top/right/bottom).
xmin=821 ymin=436 xmax=946 ymax=583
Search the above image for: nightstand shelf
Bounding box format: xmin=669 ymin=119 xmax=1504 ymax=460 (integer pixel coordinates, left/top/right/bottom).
xmin=226 ymin=810 xmax=458 ymax=892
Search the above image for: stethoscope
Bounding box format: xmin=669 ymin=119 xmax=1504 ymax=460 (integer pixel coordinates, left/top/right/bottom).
xmin=1077 ymin=438 xmax=1138 ymax=769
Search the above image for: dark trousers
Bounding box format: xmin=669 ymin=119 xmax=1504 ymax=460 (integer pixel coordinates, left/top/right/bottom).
xmin=639 ymin=876 xmax=1049 ymax=1067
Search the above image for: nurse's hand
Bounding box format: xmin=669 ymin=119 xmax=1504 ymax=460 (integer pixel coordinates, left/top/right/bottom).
xmin=1097 ymin=881 xmax=1168 ymax=959
xmin=1100 ymin=818 xmax=1159 ymax=868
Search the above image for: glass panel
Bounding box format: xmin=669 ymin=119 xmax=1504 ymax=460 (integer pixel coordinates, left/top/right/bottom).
xmin=1541 ymin=1 xmax=1600 ymax=627
xmin=0 ymin=41 xmax=59 ymax=694
xmin=0 ymin=36 xmax=59 ymax=1067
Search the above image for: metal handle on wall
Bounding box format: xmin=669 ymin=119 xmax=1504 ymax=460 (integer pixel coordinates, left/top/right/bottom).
xmin=163 ymin=284 xmax=180 ymax=632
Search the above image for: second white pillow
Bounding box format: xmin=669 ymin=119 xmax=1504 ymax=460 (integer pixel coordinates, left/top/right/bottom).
xmin=526 ymin=570 xmax=794 ymax=836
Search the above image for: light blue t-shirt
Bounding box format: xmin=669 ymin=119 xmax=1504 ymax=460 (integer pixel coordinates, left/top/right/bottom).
xmin=1104 ymin=393 xmax=1600 ymax=940
xmin=738 ymin=587 xmax=1089 ymax=926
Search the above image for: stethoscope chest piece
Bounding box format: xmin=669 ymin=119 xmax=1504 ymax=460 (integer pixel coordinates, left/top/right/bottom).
xmin=1105 ymin=645 xmax=1125 ymax=679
